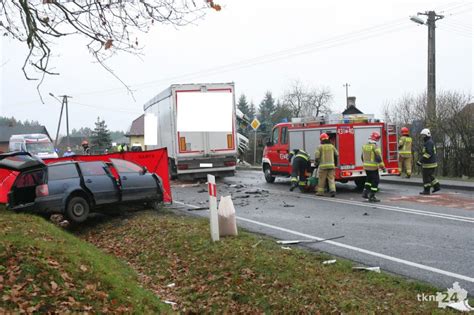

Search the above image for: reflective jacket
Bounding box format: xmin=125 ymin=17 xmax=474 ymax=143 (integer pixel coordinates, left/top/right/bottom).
xmin=398 ymin=136 xmax=412 ymax=157
xmin=420 ymin=138 xmax=437 ymax=168
xmin=361 ymin=143 xmax=385 ymax=171
xmin=288 ymin=149 xmax=310 ymax=162
xmin=315 ymin=144 xmax=339 ymax=169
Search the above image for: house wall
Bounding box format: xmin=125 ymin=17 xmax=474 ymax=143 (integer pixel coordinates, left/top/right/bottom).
xmin=0 ymin=142 xmax=8 ymax=153
xmin=130 ymin=136 xmax=145 ymax=149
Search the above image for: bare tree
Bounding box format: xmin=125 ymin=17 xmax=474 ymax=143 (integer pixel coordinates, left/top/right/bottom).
xmin=282 ymin=80 xmax=333 ymax=119
xmin=0 ymin=0 xmax=220 ymax=92
xmin=384 ymin=90 xmax=473 ymax=177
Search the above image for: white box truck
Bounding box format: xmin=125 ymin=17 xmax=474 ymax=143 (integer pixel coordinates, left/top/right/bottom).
xmin=143 ymin=83 xmax=237 ymax=179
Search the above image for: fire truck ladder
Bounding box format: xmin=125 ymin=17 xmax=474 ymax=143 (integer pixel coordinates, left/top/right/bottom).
xmin=386 ymin=123 xmax=398 ymax=162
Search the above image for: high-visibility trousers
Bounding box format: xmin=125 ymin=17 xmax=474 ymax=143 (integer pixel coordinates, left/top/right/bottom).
xmin=316 ymin=168 xmax=335 ymax=195
xmin=399 ymin=155 xmax=412 ymax=176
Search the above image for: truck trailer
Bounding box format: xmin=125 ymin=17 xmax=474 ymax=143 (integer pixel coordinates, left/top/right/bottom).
xmin=143 ymin=83 xmax=237 ymax=179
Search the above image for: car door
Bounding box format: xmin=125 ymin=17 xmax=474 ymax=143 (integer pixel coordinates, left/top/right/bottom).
xmin=110 ymin=158 xmax=159 ymax=202
xmin=79 ymin=162 xmax=120 ymax=205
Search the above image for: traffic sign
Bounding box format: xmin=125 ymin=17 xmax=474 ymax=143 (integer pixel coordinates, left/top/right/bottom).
xmin=251 ymin=118 xmax=261 ymax=130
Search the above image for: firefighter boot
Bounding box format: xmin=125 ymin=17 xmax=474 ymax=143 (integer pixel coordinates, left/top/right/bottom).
xmin=329 ymin=191 xmax=336 ymax=197
xmin=432 ymin=183 xmax=441 ymax=193
xmin=368 ymin=192 xmax=380 ymax=202
xmin=419 ymin=187 xmax=431 ymax=195
xmin=362 ymin=190 xmax=369 ymax=199
xmin=289 ymin=181 xmax=298 ymax=192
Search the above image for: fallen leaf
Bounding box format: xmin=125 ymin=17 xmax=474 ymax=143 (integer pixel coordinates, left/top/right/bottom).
xmin=80 ymin=265 xmax=88 ymax=272
xmin=104 ymin=39 xmax=113 ymax=50
xmin=50 ymin=281 xmax=58 ymax=291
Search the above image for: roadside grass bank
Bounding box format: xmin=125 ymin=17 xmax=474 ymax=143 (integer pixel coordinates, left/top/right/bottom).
xmin=0 ymin=206 xmax=169 ymax=313
xmin=79 ymin=209 xmax=456 ymax=313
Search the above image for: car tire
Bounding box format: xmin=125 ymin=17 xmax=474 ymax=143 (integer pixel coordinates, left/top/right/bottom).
xmin=65 ymin=196 xmax=90 ymax=224
xmin=264 ymin=165 xmax=276 ymax=183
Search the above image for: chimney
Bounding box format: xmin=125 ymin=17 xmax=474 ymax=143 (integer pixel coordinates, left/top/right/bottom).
xmin=347 ymin=96 xmax=356 ymax=109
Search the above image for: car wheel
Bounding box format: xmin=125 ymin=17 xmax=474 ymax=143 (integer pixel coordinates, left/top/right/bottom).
xmin=65 ymin=196 xmax=90 ymax=224
xmin=264 ymin=165 xmax=276 ymax=183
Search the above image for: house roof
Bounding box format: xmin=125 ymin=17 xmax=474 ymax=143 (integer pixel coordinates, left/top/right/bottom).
xmin=342 ymin=105 xmax=363 ymax=115
xmin=0 ymin=125 xmax=51 ymax=142
xmin=127 ymin=114 xmax=144 ymax=136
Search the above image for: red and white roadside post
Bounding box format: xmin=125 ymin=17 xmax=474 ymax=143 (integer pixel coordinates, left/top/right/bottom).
xmin=207 ymin=174 xmax=220 ymax=242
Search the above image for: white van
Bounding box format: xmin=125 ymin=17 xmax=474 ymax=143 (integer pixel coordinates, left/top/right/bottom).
xmin=9 ymin=134 xmax=58 ymax=159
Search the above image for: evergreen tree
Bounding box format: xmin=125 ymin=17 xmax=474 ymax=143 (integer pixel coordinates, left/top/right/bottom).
xmin=273 ymin=100 xmax=292 ymax=124
xmin=91 ymin=117 xmax=112 ymax=149
xmin=248 ymin=101 xmax=256 ymax=119
xmin=237 ymin=94 xmax=250 ymax=118
xmin=258 ymin=91 xmax=276 ymax=132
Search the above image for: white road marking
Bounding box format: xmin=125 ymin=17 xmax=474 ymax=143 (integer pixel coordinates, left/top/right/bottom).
xmin=262 ymin=187 xmax=474 ymax=224
xmin=173 ymin=200 xmax=474 ymax=284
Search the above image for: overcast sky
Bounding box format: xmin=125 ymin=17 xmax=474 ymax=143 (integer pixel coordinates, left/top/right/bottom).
xmin=0 ymin=0 xmax=472 ymax=137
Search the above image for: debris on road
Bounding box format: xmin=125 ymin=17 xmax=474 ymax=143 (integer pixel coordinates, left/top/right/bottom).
xmin=234 ymin=195 xmax=250 ymax=199
xmin=276 ymin=235 xmax=345 ymax=245
xmin=283 ymin=203 xmax=295 ymax=208
xmin=363 ymin=212 xmax=369 ymax=216
xmin=187 ymin=207 xmax=208 ymax=211
xmin=322 ymin=260 xmax=337 ymax=265
xmin=244 ymin=189 xmax=269 ymax=195
xmin=353 ymin=266 xmax=381 ymax=273
xmin=228 ymin=184 xmax=245 ymax=189
xmin=197 ymin=189 xmax=207 ymax=193
xmin=252 ymin=240 xmax=263 ymax=248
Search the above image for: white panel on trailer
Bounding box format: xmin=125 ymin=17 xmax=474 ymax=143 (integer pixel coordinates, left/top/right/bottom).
xmin=354 ymin=126 xmax=382 ymax=166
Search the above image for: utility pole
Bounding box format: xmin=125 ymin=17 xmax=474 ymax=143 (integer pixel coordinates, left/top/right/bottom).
xmin=51 ymin=93 xmax=72 ymax=147
xmin=60 ymin=95 xmax=72 ymax=147
xmin=343 ymin=83 xmax=350 ymax=108
xmin=411 ymin=11 xmax=444 ymax=125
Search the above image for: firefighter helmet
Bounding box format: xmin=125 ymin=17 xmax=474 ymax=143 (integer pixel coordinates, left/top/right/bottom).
xmin=370 ymin=132 xmax=381 ymax=141
xmin=401 ymin=127 xmax=409 ymax=135
xmin=420 ymin=128 xmax=431 ymax=137
xmin=320 ymin=133 xmax=329 ymax=141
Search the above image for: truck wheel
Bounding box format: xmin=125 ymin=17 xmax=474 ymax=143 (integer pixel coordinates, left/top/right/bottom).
xmin=65 ymin=196 xmax=90 ymax=224
xmin=264 ymin=165 xmax=276 ymax=183
xmin=354 ymin=177 xmax=366 ymax=191
xmin=168 ymin=159 xmax=177 ymax=180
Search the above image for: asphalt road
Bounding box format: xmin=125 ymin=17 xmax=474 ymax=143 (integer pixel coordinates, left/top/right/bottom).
xmin=170 ymin=170 xmax=474 ymax=296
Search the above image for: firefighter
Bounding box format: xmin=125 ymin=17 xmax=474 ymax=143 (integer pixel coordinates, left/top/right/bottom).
xmin=288 ymin=149 xmax=311 ymax=192
xmin=361 ymin=132 xmax=385 ymax=202
xmin=398 ymin=127 xmax=413 ymax=178
xmin=315 ymin=133 xmax=339 ymax=197
xmin=81 ymin=140 xmax=91 ymax=155
xmin=417 ymin=128 xmax=440 ymax=195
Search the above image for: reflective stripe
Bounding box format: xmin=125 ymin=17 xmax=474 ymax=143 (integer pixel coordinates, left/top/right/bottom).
xmin=399 ymin=151 xmax=412 ymax=155
xmin=431 ymin=179 xmax=439 ymax=185
xmin=370 ymin=187 xmax=378 ymax=192
xmin=424 ymin=183 xmax=432 ymax=187
xmin=291 ymin=177 xmax=298 ymax=182
xmin=423 ymin=153 xmax=431 ymax=159
xmin=296 ymin=154 xmax=309 ymax=161
xmin=423 ymin=163 xmax=438 ymax=168
xmin=319 ymin=163 xmax=335 ymax=168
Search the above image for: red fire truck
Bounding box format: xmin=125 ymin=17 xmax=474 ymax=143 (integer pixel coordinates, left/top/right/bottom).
xmin=262 ymin=114 xmax=400 ymax=189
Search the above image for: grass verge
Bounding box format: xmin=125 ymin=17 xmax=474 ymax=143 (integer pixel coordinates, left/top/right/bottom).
xmin=0 ymin=206 xmax=169 ymax=313
xmin=79 ymin=209 xmax=459 ymax=313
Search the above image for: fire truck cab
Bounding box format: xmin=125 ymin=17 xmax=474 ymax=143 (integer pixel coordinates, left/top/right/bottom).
xmin=262 ymin=114 xmax=400 ymax=189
